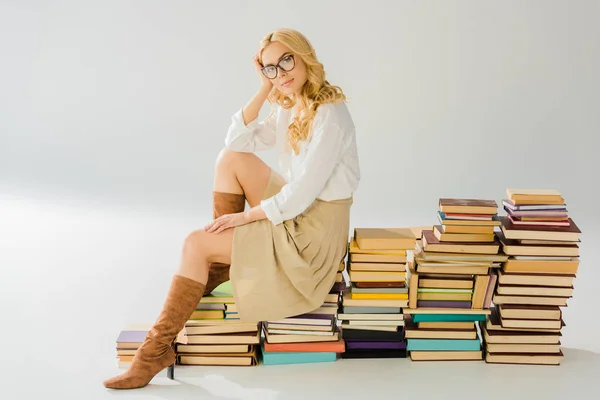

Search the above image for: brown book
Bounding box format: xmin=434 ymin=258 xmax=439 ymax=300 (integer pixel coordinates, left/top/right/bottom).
xmin=412 ymin=351 xmax=483 ymax=361
xmin=176 ymin=344 xmax=251 ymax=353
xmin=482 ymin=326 xmax=561 ymax=344
xmin=485 ymin=307 xmax=563 ymax=333
xmin=177 ymin=346 xmax=258 ymax=366
xmin=500 ymin=216 xmax=581 ymax=242
xmin=502 ymin=258 xmax=579 ymax=275
xmin=497 ymin=270 xmax=575 ymax=287
xmin=485 ymin=343 xmax=562 ymax=354
xmin=498 ymin=232 xmax=579 ymax=257
xmin=183 ymin=331 xmax=260 ymax=345
xmin=485 ymin=351 xmax=563 ymax=365
xmin=499 ymin=316 xmax=563 ymax=330
xmin=349 ymin=253 xmax=408 ymax=263
xmin=348 ymin=262 xmax=406 ymax=272
xmin=354 ymin=228 xmax=416 ymax=250
xmin=418 ymin=321 xmax=476 ymax=330
xmin=433 ymin=225 xmax=496 ymax=242
xmin=492 ymin=294 xmax=569 ymax=307
xmin=416 ymin=264 xmax=490 ymax=275
xmin=407 ymin=266 xmax=419 ymax=308
xmin=422 ymin=230 xmax=500 ymax=254
xmin=496 ymin=284 xmax=574 ymax=297
xmin=498 ymin=304 xmax=562 ymax=320
xmin=439 ymin=198 xmax=498 ymax=214
xmin=471 ymin=274 xmax=491 ymax=309
xmin=506 ymin=188 xmax=564 ymax=204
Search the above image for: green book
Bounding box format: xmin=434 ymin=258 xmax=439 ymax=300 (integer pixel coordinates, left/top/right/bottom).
xmin=407 ymin=339 xmax=481 ymax=351
xmin=412 ymin=314 xmax=486 ymax=323
xmin=199 ymin=281 xmax=235 ymax=304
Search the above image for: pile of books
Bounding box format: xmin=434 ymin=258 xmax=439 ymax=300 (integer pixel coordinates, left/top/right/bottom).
xmin=114 ymin=324 xmax=150 ymax=368
xmin=175 ymin=281 xmax=260 ymax=366
xmin=483 ymin=189 xmax=581 ymax=365
xmin=260 ymin=262 xmax=346 ymax=365
xmin=405 ymin=199 xmax=507 ymax=361
xmin=339 ymin=228 xmax=416 ymax=359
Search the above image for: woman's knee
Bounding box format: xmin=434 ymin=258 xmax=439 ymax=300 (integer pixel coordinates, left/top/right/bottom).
xmin=182 ymin=229 xmax=209 ymax=259
xmin=216 ymin=147 xmax=241 ymax=170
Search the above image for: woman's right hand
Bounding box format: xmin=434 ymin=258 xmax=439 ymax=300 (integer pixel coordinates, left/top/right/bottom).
xmin=253 ymin=52 xmax=273 ymax=92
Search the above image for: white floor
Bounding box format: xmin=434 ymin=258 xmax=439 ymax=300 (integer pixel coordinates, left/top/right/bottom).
xmin=2 ymin=192 xmax=600 ymax=400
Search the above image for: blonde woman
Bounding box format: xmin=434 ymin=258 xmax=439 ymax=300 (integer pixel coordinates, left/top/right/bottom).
xmin=103 ymin=28 xmax=360 ymax=389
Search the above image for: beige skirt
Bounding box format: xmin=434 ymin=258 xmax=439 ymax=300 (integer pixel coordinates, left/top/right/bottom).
xmin=230 ymin=169 xmax=352 ymax=322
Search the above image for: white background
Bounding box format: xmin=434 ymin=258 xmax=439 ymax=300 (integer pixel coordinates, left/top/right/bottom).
xmin=1 ymin=1 xmax=599 ymax=398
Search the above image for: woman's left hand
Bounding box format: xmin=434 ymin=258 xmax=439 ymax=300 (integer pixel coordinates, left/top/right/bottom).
xmin=204 ymin=212 xmax=250 ymax=234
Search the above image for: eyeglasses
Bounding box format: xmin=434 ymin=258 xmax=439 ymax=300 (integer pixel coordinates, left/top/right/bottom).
xmin=261 ymin=54 xmax=295 ymax=79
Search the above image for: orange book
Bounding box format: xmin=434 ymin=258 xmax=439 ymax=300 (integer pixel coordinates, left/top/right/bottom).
xmin=263 ymin=338 xmax=345 ymax=353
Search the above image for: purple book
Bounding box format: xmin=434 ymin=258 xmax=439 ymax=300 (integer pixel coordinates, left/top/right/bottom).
xmin=116 ymin=330 xmax=148 ymax=343
xmin=346 ymin=340 xmax=407 ymax=350
xmin=417 ymin=301 xmax=472 ymax=308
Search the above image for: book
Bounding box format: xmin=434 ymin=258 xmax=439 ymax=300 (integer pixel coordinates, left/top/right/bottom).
xmin=353 ymin=228 xmax=416 ymax=250
xmin=439 ymin=199 xmax=498 ymax=215
xmin=422 ymin=230 xmax=500 ymax=254
xmin=500 ymin=216 xmax=581 ymax=242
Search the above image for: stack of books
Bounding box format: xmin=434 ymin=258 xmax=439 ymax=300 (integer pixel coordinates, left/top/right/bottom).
xmin=405 ymin=199 xmax=508 ymax=361
xmin=114 ymin=324 xmax=150 ymax=368
xmin=483 ymin=189 xmax=581 ymax=365
xmin=260 ymin=261 xmax=347 ymax=365
xmin=175 ymin=281 xmax=260 ymax=366
xmin=339 ymin=228 xmax=416 ymax=359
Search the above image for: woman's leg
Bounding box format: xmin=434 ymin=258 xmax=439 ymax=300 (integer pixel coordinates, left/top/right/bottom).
xmin=103 ymin=229 xmax=234 ymax=389
xmin=205 ymin=147 xmax=272 ymax=294
xmin=213 ymin=147 xmax=272 ymax=207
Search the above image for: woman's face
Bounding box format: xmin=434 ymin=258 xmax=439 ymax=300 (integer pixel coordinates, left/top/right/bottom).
xmin=260 ymin=41 xmax=307 ymax=96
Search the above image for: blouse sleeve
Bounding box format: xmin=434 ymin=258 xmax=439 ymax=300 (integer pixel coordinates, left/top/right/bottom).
xmin=224 ymin=107 xmax=278 ymax=152
xmin=260 ymin=111 xmax=348 ymax=226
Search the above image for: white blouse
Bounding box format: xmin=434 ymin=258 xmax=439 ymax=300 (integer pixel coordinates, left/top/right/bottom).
xmin=225 ymin=101 xmax=360 ymax=226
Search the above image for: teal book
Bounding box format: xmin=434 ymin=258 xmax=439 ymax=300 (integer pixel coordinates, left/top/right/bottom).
xmin=407 ymin=339 xmax=481 ymax=351
xmin=412 ymin=314 xmax=486 ymax=323
xmin=261 ymin=348 xmax=337 ymax=365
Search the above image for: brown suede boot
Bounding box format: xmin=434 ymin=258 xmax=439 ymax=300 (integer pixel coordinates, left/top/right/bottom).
xmin=204 ymin=191 xmax=245 ymax=295
xmin=103 ymin=275 xmax=205 ymax=389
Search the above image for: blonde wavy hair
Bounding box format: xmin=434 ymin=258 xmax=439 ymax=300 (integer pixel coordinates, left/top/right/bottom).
xmin=258 ymin=28 xmax=347 ymax=155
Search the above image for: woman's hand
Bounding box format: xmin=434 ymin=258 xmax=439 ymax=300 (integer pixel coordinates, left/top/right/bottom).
xmin=253 ymin=51 xmax=273 ymax=92
xmin=204 ymin=212 xmax=250 ymax=234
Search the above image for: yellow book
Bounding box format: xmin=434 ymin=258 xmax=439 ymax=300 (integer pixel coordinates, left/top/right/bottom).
xmin=349 ymin=239 xmax=407 ymax=255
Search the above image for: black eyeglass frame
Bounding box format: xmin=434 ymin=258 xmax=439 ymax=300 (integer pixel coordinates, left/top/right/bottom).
xmin=261 ymin=54 xmax=296 ymax=79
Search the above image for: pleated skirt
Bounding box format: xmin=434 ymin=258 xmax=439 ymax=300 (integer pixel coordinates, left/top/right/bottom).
xmin=230 ymin=169 xmax=352 ymax=322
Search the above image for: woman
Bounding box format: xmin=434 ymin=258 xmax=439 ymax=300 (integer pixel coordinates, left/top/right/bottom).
xmin=103 ymin=28 xmax=360 ymax=389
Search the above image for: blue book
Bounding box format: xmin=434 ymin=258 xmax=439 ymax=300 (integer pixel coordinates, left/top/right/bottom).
xmin=438 ymin=211 xmax=500 ymax=223
xmin=407 ymin=339 xmax=481 ymax=351
xmin=261 ymin=348 xmax=337 ymax=365
xmin=412 ymin=314 xmax=486 ymax=323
